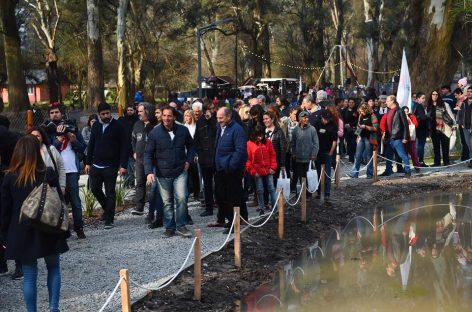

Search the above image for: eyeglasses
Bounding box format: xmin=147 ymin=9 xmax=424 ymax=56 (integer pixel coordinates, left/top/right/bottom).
xmin=432 ymin=93 xmax=439 ymax=96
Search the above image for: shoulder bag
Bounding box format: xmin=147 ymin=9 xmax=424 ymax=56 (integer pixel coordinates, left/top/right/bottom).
xmin=19 ymin=171 xmax=69 ymax=234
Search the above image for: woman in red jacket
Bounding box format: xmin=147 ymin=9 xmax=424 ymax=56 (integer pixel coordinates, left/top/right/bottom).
xmin=246 ymin=124 xmax=278 ymax=215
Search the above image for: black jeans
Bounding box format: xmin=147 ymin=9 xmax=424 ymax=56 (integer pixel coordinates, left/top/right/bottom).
xmin=460 ymin=127 xmax=470 ymax=160
xmin=291 ymin=161 xmax=309 ymax=191
xmin=345 ymin=132 xmax=357 ymax=163
xmin=89 ymin=166 xmax=118 ymax=224
xmin=431 ymin=130 xmax=450 ymax=166
xmin=214 ymin=170 xmax=248 ymax=223
xmin=188 ymin=163 xmax=200 ymax=199
xmin=134 ymin=158 xmax=146 ymax=211
xmin=200 ymin=166 xmax=214 ymax=212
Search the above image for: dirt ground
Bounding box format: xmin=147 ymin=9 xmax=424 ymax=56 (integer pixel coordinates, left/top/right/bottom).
xmin=132 ymin=172 xmax=472 ymax=312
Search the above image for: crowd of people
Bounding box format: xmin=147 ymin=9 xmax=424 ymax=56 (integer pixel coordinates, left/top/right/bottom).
xmin=1 ymin=79 xmax=472 ymax=310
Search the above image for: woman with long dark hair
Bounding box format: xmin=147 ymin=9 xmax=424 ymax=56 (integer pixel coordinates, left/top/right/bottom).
xmin=426 ymin=90 xmax=457 ymax=166
xmin=1 ymin=135 xmax=69 ymax=312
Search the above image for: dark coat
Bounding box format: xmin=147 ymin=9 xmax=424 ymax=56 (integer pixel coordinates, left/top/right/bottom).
xmin=214 ymin=120 xmax=247 ymax=172
xmin=144 ymin=123 xmax=195 ymax=178
xmin=269 ymin=126 xmax=287 ymax=168
xmin=194 ymin=114 xmax=217 ymax=168
xmin=86 ymin=119 xmax=129 ymax=169
xmin=118 ymin=114 xmax=138 ymax=157
xmin=1 ymin=168 xmax=69 ymax=261
xmin=385 ymin=106 xmax=410 ymax=141
xmin=412 ymin=102 xmax=430 ymax=140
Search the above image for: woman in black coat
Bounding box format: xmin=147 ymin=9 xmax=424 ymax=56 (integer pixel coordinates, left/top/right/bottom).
xmin=1 ymin=135 xmax=69 ymax=312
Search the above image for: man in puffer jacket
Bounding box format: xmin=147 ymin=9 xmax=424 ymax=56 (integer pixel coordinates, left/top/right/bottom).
xmin=290 ymin=110 xmax=319 ymax=195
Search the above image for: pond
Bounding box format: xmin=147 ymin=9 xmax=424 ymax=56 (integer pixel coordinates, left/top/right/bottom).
xmin=242 ymin=193 xmax=472 ymax=312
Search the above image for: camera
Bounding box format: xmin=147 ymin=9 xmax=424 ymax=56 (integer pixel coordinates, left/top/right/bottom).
xmin=44 ymin=120 xmax=77 ymax=136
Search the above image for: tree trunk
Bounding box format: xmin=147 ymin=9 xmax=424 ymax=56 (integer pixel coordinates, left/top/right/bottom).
xmin=0 ymin=0 xmax=30 ymax=112
xmin=45 ymin=48 xmax=60 ymax=103
xmin=86 ymin=0 xmax=104 ymax=110
xmin=117 ymin=0 xmax=129 ymax=108
xmin=202 ymin=38 xmax=216 ymax=76
xmin=407 ymin=0 xmax=465 ymax=93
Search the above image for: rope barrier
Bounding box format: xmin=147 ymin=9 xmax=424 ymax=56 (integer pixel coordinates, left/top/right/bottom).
xmin=209 ymin=214 xmax=236 ymax=253
xmin=306 ymin=173 xmax=322 ymax=194
xmin=129 ymin=237 xmax=198 ymax=291
xmin=345 ymin=155 xmax=374 ymax=177
xmin=323 ymin=159 xmax=340 ymax=180
xmin=284 ymin=182 xmax=305 ymax=206
xmin=98 ymin=276 xmax=125 ymax=312
xmin=377 ymin=155 xmax=472 ymax=170
xmin=240 ymin=192 xmax=281 ymax=228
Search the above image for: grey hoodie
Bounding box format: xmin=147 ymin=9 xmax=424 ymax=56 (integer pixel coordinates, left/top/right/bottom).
xmin=291 ymin=124 xmax=319 ymax=163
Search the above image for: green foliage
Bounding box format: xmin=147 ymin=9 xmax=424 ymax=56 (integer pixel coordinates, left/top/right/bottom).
xmin=115 ymin=178 xmax=131 ymax=207
xmin=80 ymin=186 xmax=98 ymax=218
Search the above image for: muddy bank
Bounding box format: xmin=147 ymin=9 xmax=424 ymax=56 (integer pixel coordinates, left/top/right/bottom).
xmin=132 ymin=172 xmax=472 ymax=312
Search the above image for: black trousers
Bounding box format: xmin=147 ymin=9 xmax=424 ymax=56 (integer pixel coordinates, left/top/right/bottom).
xmin=89 ymin=166 xmax=118 ymax=224
xmin=460 ymin=127 xmax=470 ymax=160
xmin=200 ymin=166 xmax=214 ymax=212
xmin=214 ymin=170 xmax=248 ymax=223
xmin=134 ymin=158 xmax=146 ymax=211
xmin=188 ymin=163 xmax=200 ymax=199
xmin=431 ymin=131 xmax=450 ymax=166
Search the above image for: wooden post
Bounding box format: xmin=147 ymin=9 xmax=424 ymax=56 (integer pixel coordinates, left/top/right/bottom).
xmin=373 ymin=149 xmax=379 ymax=182
xmin=194 ymin=229 xmax=202 ymax=301
xmin=26 ymin=110 xmax=33 ymax=130
xmin=234 ymin=207 xmax=241 ymax=268
xmin=118 ymin=104 xmax=123 ymax=117
xmin=335 ymin=154 xmax=341 ymax=188
xmin=320 ymin=164 xmax=326 ymax=201
xmin=119 ymin=269 xmax=131 ymax=312
xmin=301 ymin=177 xmax=307 ymax=223
xmin=278 ymin=188 xmax=284 ymax=240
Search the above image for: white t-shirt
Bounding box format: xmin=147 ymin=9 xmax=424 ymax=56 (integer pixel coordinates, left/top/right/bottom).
xmin=61 ymin=143 xmax=78 ymax=173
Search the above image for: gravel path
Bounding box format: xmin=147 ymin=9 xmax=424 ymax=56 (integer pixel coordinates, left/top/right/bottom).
xmin=1 ymin=158 xmax=471 ymax=311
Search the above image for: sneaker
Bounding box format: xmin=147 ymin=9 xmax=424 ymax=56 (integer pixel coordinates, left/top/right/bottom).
xmin=379 ymin=171 xmax=391 ymax=177
xmin=223 ymin=222 xmax=231 ymax=228
xmin=0 ymin=263 xmax=8 ymax=276
xmin=11 ymin=267 xmax=23 ymax=280
xmin=176 ymin=226 xmax=193 ymax=238
xmin=347 ymin=173 xmax=358 ymax=178
xmin=104 ymin=223 xmax=114 ymax=229
xmin=75 ymin=228 xmax=86 ymax=239
xmin=199 ymin=210 xmax=213 ymax=217
xmin=186 ymin=215 xmax=194 ymax=225
xmin=163 ymin=229 xmax=175 ymax=238
xmin=148 ymin=219 xmax=163 ymax=229
xmin=223 ymin=227 xmax=234 ymax=234
xmin=145 ymin=213 xmax=154 ymax=224
xmin=131 ymin=208 xmax=145 ymax=216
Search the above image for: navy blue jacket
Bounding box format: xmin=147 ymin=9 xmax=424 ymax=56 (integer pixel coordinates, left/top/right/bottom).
xmin=86 ymin=119 xmax=129 ymax=169
xmin=144 ymin=123 xmax=195 ymax=178
xmin=214 ymin=120 xmax=247 ymax=172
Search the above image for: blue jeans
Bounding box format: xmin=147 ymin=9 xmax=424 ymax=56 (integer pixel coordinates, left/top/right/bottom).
xmin=416 ymin=137 xmax=427 ymax=163
xmin=123 ymin=157 xmax=135 ymax=187
xmin=255 ymin=174 xmax=277 ymax=210
xmin=385 ymin=139 xmax=411 ymax=174
xmin=148 ymin=168 xmax=164 ymax=220
xmin=158 ymin=171 xmax=189 ymax=231
xmin=350 ymin=137 xmax=373 ymax=178
xmin=66 ymin=172 xmax=83 ymax=230
xmin=22 ymin=254 xmax=61 ymax=312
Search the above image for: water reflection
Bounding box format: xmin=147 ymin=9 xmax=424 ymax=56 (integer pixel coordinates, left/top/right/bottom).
xmin=241 ymin=193 xmax=472 ymax=312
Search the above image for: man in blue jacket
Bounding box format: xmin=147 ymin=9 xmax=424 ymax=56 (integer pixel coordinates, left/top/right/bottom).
xmin=144 ymin=106 xmax=195 ymax=238
xmin=214 ymin=107 xmax=249 ymax=234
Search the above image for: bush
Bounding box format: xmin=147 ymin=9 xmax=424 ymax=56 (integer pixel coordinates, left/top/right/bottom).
xmin=80 ymin=186 xmax=98 ymax=218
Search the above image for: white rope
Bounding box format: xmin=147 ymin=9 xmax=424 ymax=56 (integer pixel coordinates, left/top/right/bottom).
xmin=323 ymin=160 xmax=339 ymax=180
xmin=255 ymin=294 xmax=283 ymax=307
xmin=377 ymin=155 xmax=472 ymax=169
xmin=306 ymin=174 xmax=322 ymax=194
xmin=345 ymin=155 xmax=374 ymax=177
xmin=240 ymin=192 xmax=281 ymax=228
xmin=210 ymin=213 xmax=236 ymax=252
xmin=98 ymin=276 xmax=124 ymax=312
xmin=341 ymin=216 xmax=375 ymax=235
xmin=284 ymin=182 xmax=304 ymax=206
xmin=129 ymin=237 xmax=197 ymax=291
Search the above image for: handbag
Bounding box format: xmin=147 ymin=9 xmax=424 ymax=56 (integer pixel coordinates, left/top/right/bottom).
xmin=20 ymin=171 xmax=69 ymax=234
xmin=442 ymin=109 xmax=454 ymax=127
xmin=276 ymin=168 xmax=290 ymax=199
xmin=406 ymin=116 xmax=416 ymax=141
xmin=306 ymin=161 xmax=319 ymax=193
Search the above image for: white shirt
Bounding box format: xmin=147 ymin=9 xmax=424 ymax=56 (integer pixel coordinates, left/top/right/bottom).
xmin=60 ymin=143 xmax=78 ymax=173
xmin=185 ymin=123 xmax=196 ymax=138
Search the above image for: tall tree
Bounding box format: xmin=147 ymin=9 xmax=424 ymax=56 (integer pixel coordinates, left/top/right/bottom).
xmin=116 ymin=0 xmax=129 ymax=107
xmin=0 ymin=0 xmax=30 ymax=111
xmin=24 ymin=0 xmax=62 ymax=102
xmin=86 ymin=0 xmax=104 ymax=110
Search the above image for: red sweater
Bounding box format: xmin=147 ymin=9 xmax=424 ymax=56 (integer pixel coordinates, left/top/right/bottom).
xmin=246 ymin=139 xmax=277 ymax=176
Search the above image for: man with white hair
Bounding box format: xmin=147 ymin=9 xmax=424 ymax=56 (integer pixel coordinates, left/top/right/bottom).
xmin=316 ymin=90 xmax=330 ymax=108
xmin=192 ymin=101 xmax=203 ymax=120
xmin=257 ymin=94 xmax=266 ymax=109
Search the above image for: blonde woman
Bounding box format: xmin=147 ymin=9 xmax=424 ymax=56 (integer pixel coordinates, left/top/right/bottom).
xmin=183 ymin=109 xmax=199 ymax=201
xmin=183 ymin=109 xmax=196 ymax=138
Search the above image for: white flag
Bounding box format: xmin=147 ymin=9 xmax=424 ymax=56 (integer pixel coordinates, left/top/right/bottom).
xmin=299 ymin=76 xmax=303 ymax=94
xmin=396 ymin=49 xmax=412 ymax=110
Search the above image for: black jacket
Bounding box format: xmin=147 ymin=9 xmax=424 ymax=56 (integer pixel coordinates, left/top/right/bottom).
xmin=118 ymin=114 xmax=138 ymax=157
xmin=268 ymin=126 xmax=287 ymax=168
xmin=194 ymin=114 xmax=217 ymax=168
xmin=412 ymin=102 xmax=430 ymax=139
xmin=1 ymin=168 xmax=69 ymax=261
xmin=86 ymin=119 xmax=129 ymax=169
xmin=385 ymin=106 xmax=410 ymax=141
